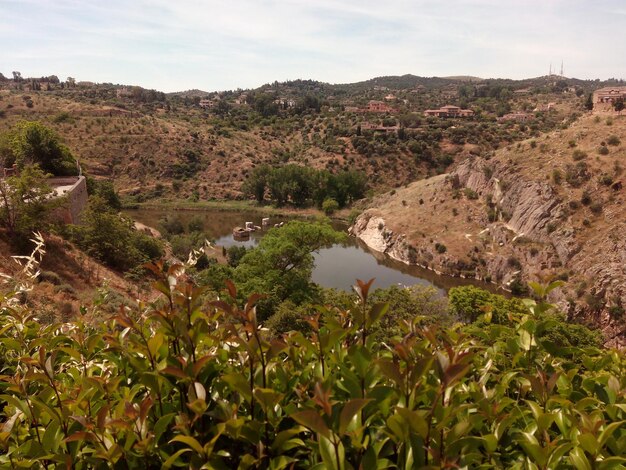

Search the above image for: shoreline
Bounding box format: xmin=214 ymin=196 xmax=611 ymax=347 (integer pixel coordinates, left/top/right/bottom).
xmin=122 ymin=198 xmax=354 ymax=222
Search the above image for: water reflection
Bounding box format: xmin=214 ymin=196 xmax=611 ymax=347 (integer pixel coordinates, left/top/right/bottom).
xmin=125 ymin=208 xmax=499 ymax=293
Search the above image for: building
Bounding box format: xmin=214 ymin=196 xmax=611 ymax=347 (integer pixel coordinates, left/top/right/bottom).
xmin=343 ymin=101 xmax=397 ymax=114
xmin=593 ymin=87 xmax=626 ymax=104
xmin=199 ymin=99 xmax=215 ymax=109
xmin=359 ymin=122 xmax=400 ymax=134
xmin=423 ymin=105 xmax=474 ymax=118
xmin=367 ymin=100 xmax=396 ymax=113
xmin=274 ymin=98 xmax=296 ymax=109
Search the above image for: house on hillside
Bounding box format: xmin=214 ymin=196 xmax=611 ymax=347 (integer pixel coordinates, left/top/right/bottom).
xmin=359 ymin=122 xmax=400 ymax=134
xmin=367 ymin=100 xmax=396 ymax=113
xmin=199 ymin=99 xmax=215 ymax=109
xmin=235 ymin=94 xmax=248 ymax=105
xmin=593 ymin=87 xmax=626 ymax=104
xmin=274 ymin=98 xmax=296 ymax=109
xmin=423 ymin=105 xmax=474 ymax=118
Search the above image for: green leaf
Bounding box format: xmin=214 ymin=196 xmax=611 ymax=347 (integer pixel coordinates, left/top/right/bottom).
xmin=222 ymin=373 xmax=252 ymax=401
xmin=339 ymin=398 xmax=371 ymax=435
xmin=547 ymin=443 xmax=573 ymax=469
xmin=169 ymin=435 xmax=204 ymax=455
xmin=598 ymin=457 xmax=626 ymax=470
xmin=253 ymin=388 xmax=284 ymax=415
xmin=41 ymin=419 xmax=61 ymax=453
xmin=318 ymin=435 xmax=343 ymax=470
xmin=519 ymin=330 xmax=535 ymax=351
xmin=569 ymin=447 xmax=592 ymax=470
xmin=291 ymin=410 xmax=331 ymax=439
xmin=268 ymin=456 xmax=296 ymax=470
xmin=395 ymin=408 xmax=428 ymax=439
xmin=598 ymin=421 xmax=625 ymax=448
xmin=271 ymin=428 xmax=304 ymax=453
xmin=366 ymin=302 xmax=389 ymax=329
xmin=148 ymin=333 xmax=164 ymax=358
xmin=517 ymin=432 xmax=547 ymax=467
xmin=163 ymin=448 xmax=192 ymax=469
xmin=578 ymin=433 xmax=598 ymax=456
xmin=154 ymin=413 xmax=176 ymax=441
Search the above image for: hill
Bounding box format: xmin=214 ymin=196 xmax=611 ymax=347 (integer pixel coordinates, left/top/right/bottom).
xmin=351 ymin=109 xmax=626 ymax=346
xmin=0 ymin=74 xmax=600 ymax=203
xmin=0 ymin=232 xmax=145 ymax=322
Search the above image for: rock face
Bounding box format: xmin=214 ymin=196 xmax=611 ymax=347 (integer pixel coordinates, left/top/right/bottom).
xmin=455 ymin=158 xmax=579 ymax=263
xmin=350 ymin=215 xmax=392 ymax=255
xmin=351 ymin=113 xmax=626 ymax=346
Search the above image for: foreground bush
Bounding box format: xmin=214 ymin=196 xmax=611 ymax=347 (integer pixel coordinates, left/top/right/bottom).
xmin=0 ymin=256 xmax=624 ymax=468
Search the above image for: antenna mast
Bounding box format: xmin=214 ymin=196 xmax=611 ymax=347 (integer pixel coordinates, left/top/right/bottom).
xmin=560 ymin=61 xmax=564 ymax=77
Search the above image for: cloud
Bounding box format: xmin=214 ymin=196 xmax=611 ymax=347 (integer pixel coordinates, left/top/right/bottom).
xmin=0 ymin=0 xmax=624 ymax=91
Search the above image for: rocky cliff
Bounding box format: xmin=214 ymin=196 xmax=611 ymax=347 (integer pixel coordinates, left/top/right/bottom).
xmin=352 ymin=112 xmax=626 ymax=346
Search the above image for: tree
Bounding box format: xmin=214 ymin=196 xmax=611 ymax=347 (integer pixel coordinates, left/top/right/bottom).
xmin=614 ymin=99 xmax=624 ymax=114
xmin=252 ymin=93 xmax=279 ymax=117
xmin=242 ymin=164 xmax=271 ymax=203
xmin=1 ymin=121 xmax=78 ymax=176
xmin=585 ymin=93 xmax=594 ymax=111
xmin=234 ymin=220 xmax=345 ymax=317
xmin=322 ymin=197 xmax=339 ymax=215
xmin=12 ymin=71 xmax=22 ymax=82
xmin=0 ymin=164 xmax=53 ymax=239
xmin=68 ymin=197 xmax=162 ymax=271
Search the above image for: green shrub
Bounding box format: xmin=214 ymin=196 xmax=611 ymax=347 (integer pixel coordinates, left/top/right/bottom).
xmin=463 ymin=188 xmax=479 ymax=200
xmin=53 ymin=283 xmax=77 ymax=296
xmin=0 ymin=254 xmax=618 ymax=469
xmin=590 ymin=202 xmax=603 ymax=215
xmin=38 ymin=270 xmax=62 ymax=285
xmin=607 ymin=135 xmax=621 ymax=146
xmin=322 ymin=197 xmax=339 ymax=215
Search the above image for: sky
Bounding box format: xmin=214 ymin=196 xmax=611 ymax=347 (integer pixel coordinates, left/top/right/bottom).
xmin=1 ymin=0 xmax=624 ymax=92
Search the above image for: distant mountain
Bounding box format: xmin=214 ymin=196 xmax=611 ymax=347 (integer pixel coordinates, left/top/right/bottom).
xmin=442 ymin=75 xmax=484 ymax=82
xmin=167 ymin=89 xmax=211 ymax=98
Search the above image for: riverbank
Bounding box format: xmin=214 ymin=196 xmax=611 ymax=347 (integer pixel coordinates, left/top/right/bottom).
xmin=123 ymin=198 xmax=357 ymax=222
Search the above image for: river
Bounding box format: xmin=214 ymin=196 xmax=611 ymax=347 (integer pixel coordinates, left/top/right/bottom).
xmin=125 ymin=208 xmax=496 ymax=293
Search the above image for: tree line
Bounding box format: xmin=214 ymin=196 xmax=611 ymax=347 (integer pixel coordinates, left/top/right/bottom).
xmin=242 ymin=164 xmax=367 ymax=208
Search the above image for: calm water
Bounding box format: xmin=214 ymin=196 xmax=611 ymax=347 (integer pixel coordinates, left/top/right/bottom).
xmin=125 ymin=208 xmax=495 ymax=293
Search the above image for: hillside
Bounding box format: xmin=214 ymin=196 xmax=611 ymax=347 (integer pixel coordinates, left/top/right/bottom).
xmin=0 ymin=75 xmax=594 ymax=203
xmin=0 ymin=232 xmax=147 ymax=323
xmin=352 ymin=109 xmax=626 ymax=345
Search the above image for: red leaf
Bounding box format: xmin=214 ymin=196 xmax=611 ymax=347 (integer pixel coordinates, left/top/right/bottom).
xmin=225 ymin=279 xmax=237 ymax=300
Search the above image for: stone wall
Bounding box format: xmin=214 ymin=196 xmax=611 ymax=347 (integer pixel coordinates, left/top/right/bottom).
xmin=49 ymin=176 xmax=88 ymax=224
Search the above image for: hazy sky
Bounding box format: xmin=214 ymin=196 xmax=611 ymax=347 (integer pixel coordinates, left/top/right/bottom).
xmin=1 ymin=0 xmax=624 ymax=92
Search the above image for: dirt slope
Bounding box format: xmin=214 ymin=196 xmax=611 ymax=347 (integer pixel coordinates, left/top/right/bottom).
xmin=352 ymin=110 xmax=626 ymax=345
xmin=0 ymin=233 xmax=146 ymax=324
